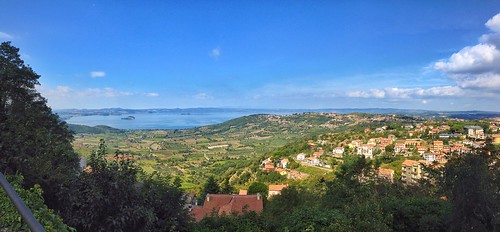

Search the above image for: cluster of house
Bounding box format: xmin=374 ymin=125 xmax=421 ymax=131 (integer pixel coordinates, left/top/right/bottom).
xmin=261 ymin=157 xmax=310 ymax=179
xmin=302 ymin=124 xmax=493 ymax=184
xmin=257 ymin=124 xmax=496 ymax=186
xmin=296 ymin=149 xmax=326 ymax=166
xmin=347 ymin=135 xmax=396 ymax=159
xmin=370 ymin=124 xmax=494 ymax=184
xmin=189 ymin=184 xmax=288 ymax=221
xmin=348 ymin=125 xmax=490 ymax=162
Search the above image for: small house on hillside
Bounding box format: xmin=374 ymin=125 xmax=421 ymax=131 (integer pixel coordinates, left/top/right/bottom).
xmin=280 ymin=158 xmax=289 ymax=168
xmin=264 ymin=163 xmax=275 ymax=172
xmin=307 ymin=156 xmax=320 ymax=165
xmin=377 ymin=168 xmax=394 ymax=183
xmin=296 ymin=153 xmax=306 ymax=160
xmin=332 ymin=147 xmax=344 ymax=157
xmin=268 ymin=184 xmax=288 ymax=198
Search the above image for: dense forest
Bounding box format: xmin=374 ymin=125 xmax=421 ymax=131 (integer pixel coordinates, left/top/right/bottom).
xmin=1 ymin=42 xmax=499 ymax=231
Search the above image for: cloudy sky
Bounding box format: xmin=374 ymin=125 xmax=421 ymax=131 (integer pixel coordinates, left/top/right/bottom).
xmin=1 ymin=1 xmax=499 ymax=111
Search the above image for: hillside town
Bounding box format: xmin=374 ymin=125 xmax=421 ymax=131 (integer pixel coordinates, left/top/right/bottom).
xmin=260 ymin=117 xmax=499 ymax=184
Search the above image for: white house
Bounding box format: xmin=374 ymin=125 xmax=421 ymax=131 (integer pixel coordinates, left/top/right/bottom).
xmin=333 ymin=147 xmax=344 ymax=156
xmin=280 ymin=158 xmax=289 ymax=168
xmin=357 ymin=144 xmax=375 ymax=159
xmin=423 ymin=153 xmax=436 ymax=163
xmin=307 ymin=157 xmax=320 ymax=165
xmin=296 ymin=153 xmax=306 ymax=161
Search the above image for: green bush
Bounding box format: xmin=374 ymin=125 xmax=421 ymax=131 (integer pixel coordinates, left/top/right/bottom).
xmin=0 ymin=175 xmax=74 ymax=232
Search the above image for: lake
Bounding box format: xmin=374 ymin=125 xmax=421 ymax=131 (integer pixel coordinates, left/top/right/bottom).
xmin=63 ymin=109 xmax=309 ymax=130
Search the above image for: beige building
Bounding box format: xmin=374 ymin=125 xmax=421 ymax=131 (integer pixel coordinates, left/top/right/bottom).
xmin=377 ymin=168 xmax=395 ymax=183
xmin=433 ymin=140 xmax=444 ymax=152
xmin=401 ymin=160 xmax=427 ymax=184
xmin=464 ymin=126 xmax=485 ymax=139
xmin=268 ymin=184 xmax=288 ymax=199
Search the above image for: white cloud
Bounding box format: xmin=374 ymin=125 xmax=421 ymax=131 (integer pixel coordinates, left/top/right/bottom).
xmin=346 ymin=86 xmax=462 ymax=99
xmin=434 ymin=44 xmax=500 ymax=74
xmin=85 ymin=88 xmax=132 ymax=97
xmin=453 ymin=73 xmax=500 ymax=90
xmin=40 ymin=86 xmax=132 ymax=98
xmin=486 ymin=13 xmax=500 ymax=32
xmin=90 ymin=71 xmax=106 ymax=78
xmin=0 ymin=32 xmax=13 ymax=40
xmin=147 ymin=92 xmax=160 ymax=97
xmin=346 ymin=89 xmax=385 ymax=98
xmin=434 ymin=13 xmax=500 ymax=95
xmin=40 ymin=86 xmax=72 ymax=97
xmin=193 ymin=92 xmax=213 ymax=100
xmin=209 ymin=48 xmax=221 ymax=59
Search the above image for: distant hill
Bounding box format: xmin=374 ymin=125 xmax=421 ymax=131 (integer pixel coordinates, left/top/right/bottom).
xmin=55 ymin=108 xmax=500 ymax=121
xmin=67 ymin=124 xmax=124 ymax=134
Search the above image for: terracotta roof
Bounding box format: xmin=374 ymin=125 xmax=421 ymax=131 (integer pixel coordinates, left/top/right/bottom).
xmin=268 ymin=184 xmax=288 ymax=191
xmin=239 ymin=190 xmax=248 ymax=195
xmin=378 ymin=168 xmax=394 ymax=176
xmin=190 ymin=194 xmax=263 ymax=221
xmin=264 ymin=164 xmax=275 ymax=170
xmin=402 ymin=160 xmax=419 ymax=167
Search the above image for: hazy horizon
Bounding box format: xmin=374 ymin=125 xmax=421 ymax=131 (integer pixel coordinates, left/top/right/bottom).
xmin=1 ymin=2 xmax=499 ymax=111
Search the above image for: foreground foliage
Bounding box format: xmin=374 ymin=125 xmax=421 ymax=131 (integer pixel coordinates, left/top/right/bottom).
xmin=1 ymin=42 xmax=191 ymax=231
xmin=0 ymin=41 xmax=80 ymax=211
xmin=61 ymin=140 xmax=191 ymax=232
xmin=196 ymin=151 xmax=499 ymax=232
xmin=0 ymin=175 xmax=74 ymax=232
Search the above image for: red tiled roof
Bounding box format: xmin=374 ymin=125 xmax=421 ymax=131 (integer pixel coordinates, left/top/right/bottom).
xmin=264 ymin=164 xmax=275 ymax=170
xmin=268 ymin=184 xmax=288 ymax=191
xmin=377 ymin=168 xmax=394 ymax=176
xmin=190 ymin=194 xmax=263 ymax=221
xmin=402 ymin=160 xmax=419 ymax=167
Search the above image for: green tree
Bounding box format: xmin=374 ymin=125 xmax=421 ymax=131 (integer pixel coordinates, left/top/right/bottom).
xmin=62 ymin=140 xmax=148 ymax=231
xmin=62 ymin=140 xmax=190 ymax=232
xmin=248 ymin=182 xmax=268 ymax=199
xmin=141 ymin=174 xmax=191 ymax=231
xmin=440 ymin=152 xmax=499 ymax=231
xmin=199 ymin=176 xmax=220 ymax=204
xmin=220 ymin=178 xmax=234 ymax=194
xmin=0 ymin=41 xmax=79 ymax=210
xmin=384 ymin=144 xmax=395 ymax=154
xmin=381 ymin=195 xmax=449 ymax=231
xmin=0 ymin=175 xmax=74 ymax=232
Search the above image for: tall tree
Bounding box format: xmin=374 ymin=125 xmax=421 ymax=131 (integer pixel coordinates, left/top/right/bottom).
xmin=440 ymin=151 xmax=499 ymax=231
xmin=0 ymin=41 xmax=79 ymax=209
xmin=248 ymin=182 xmax=268 ymax=200
xmin=199 ymin=176 xmax=220 ymax=204
xmin=220 ymin=178 xmax=234 ymax=194
xmin=62 ymin=140 xmax=191 ymax=231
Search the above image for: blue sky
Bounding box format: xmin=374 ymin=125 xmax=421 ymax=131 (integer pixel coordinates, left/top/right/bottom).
xmin=1 ymin=1 xmax=499 ymax=111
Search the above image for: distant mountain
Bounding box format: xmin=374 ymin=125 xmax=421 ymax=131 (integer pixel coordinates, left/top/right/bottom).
xmin=55 ymin=108 xmax=500 ymax=120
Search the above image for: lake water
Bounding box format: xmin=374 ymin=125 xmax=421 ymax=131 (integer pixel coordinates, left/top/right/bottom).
xmin=64 ymin=109 xmax=307 ymax=130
